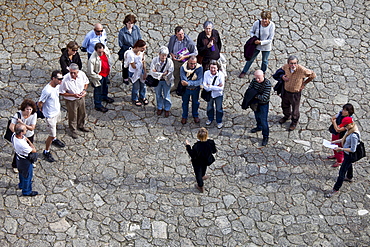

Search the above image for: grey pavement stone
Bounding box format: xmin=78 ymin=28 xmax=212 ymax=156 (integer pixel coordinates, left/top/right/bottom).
xmin=0 ymin=0 xmax=370 ymax=246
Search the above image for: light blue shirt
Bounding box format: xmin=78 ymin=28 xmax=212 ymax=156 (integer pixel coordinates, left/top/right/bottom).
xmin=82 ymin=29 xmax=107 ymax=54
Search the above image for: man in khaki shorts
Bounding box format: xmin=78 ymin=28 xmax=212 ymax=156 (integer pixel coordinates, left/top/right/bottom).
xmin=38 ymin=70 xmax=65 ymax=162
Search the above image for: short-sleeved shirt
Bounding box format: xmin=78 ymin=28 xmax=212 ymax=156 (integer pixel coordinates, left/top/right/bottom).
xmin=59 ymin=71 xmax=89 ymax=101
xmin=12 ymin=134 xmax=32 ymax=158
xmin=39 ymin=83 xmax=61 ymax=118
xmin=11 ymin=111 xmax=37 ymax=137
xmin=126 ymin=50 xmax=144 ymax=73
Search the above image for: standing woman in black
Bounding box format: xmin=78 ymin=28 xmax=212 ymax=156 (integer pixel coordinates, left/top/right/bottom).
xmin=59 ymin=41 xmax=82 ymax=75
xmin=196 ymin=21 xmax=222 ymax=70
xmin=186 ymin=127 xmax=217 ymax=193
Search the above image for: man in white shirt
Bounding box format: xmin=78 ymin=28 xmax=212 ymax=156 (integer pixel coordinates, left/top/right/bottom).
xmin=38 ymin=70 xmax=65 ymax=163
xmin=12 ymin=124 xmax=38 ymax=196
xmin=60 ymin=63 xmax=90 ymax=139
xmin=82 ymin=23 xmax=108 ymax=58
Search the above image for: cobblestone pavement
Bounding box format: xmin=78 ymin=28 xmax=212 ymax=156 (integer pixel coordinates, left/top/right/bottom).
xmin=0 ymin=0 xmax=370 ymax=246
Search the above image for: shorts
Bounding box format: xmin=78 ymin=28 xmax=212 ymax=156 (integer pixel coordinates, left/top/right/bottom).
xmin=45 ymin=113 xmax=60 ymax=137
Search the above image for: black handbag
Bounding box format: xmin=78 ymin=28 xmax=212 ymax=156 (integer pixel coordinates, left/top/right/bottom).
xmin=27 ymin=152 xmax=38 ymax=163
xmin=144 ymin=75 xmax=159 ymax=87
xmin=145 ymin=58 xmax=168 ymax=87
xmin=118 ymin=47 xmax=128 ymax=61
xmin=4 ymin=112 xmax=21 ymax=142
xmin=350 ymin=133 xmax=366 ymax=162
xmin=201 ymin=76 xmax=218 ymax=102
xmin=176 ymin=70 xmax=196 ymax=96
xmin=36 ymin=102 xmax=45 ymax=119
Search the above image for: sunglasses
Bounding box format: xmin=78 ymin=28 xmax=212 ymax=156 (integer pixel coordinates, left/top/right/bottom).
xmin=56 ymin=77 xmax=63 ymax=80
xmin=95 ymin=30 xmax=103 ymax=33
xmin=72 ymin=49 xmax=78 ymax=52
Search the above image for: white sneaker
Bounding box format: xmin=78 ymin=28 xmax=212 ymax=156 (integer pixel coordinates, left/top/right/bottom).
xmin=33 ymin=163 xmax=36 ymax=168
xmin=206 ymin=120 xmax=212 ymax=126
xmin=217 ymin=123 xmax=223 ymax=129
xmin=13 ymin=168 xmax=19 ymax=173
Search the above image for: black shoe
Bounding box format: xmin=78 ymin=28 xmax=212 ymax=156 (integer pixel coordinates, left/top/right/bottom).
xmin=23 ymin=191 xmax=38 ymax=197
xmin=95 ymin=106 xmax=109 ymax=113
xmin=262 ymin=137 xmax=269 ymax=146
xmin=103 ymin=97 xmax=114 ymax=103
xmin=250 ymin=127 xmax=262 ymax=133
xmin=52 ymin=139 xmax=65 ymax=148
xmin=43 ymin=151 xmax=55 ymax=162
xmin=289 ymin=123 xmax=297 ymax=131
xmin=78 ymin=127 xmax=90 ymax=132
xmin=279 ymin=117 xmax=288 ymax=124
xmin=123 ymin=79 xmax=130 ymax=85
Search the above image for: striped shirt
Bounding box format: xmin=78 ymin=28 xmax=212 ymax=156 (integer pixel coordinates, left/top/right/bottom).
xmin=248 ymin=78 xmax=271 ymax=104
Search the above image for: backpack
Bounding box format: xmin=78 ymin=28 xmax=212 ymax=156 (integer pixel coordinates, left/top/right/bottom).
xmin=350 ymin=132 xmax=366 ymax=162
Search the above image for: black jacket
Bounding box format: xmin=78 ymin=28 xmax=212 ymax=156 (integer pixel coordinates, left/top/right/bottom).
xmin=272 ymin=68 xmax=285 ymax=96
xmin=186 ymin=139 xmax=217 ymax=166
xmin=241 ymin=87 xmax=259 ymax=110
xmin=59 ymin=48 xmax=83 ymax=75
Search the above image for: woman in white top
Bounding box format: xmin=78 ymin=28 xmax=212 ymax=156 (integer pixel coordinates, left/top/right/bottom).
xmin=239 ymin=10 xmax=275 ymax=78
xmin=150 ymin=46 xmax=174 ymax=117
xmin=9 ymin=99 xmax=37 ymax=173
xmin=203 ymin=60 xmax=225 ymax=129
xmin=125 ymin=39 xmax=148 ymax=106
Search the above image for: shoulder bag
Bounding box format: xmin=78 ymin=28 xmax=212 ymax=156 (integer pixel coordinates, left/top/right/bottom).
xmin=145 ymin=58 xmax=168 ymax=87
xmin=350 ymin=132 xmax=366 ymax=162
xmin=201 ymin=76 xmax=218 ymax=102
xmin=4 ymin=112 xmax=21 ymax=142
xmin=176 ymin=70 xmax=196 ymax=96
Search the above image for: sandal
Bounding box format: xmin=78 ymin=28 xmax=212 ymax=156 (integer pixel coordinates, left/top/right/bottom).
xmin=141 ymin=98 xmax=149 ymax=105
xmin=133 ymin=100 xmax=142 ymax=106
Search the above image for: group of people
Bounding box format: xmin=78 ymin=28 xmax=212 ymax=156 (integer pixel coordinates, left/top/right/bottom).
xmin=7 ymin=11 xmax=362 ymax=197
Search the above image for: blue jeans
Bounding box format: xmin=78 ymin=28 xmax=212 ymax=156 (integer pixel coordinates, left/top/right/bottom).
xmin=131 ymin=79 xmax=146 ymax=101
xmin=242 ymin=50 xmax=270 ymax=73
xmin=254 ymin=103 xmax=269 ymax=137
xmin=94 ymin=76 xmax=109 ymax=108
xmin=17 ymin=157 xmax=33 ymax=195
xmin=155 ymin=80 xmax=171 ymax=111
xmin=334 ymin=153 xmax=353 ymax=191
xmin=182 ymin=87 xmax=200 ymax=119
xmin=207 ymin=95 xmax=224 ymax=123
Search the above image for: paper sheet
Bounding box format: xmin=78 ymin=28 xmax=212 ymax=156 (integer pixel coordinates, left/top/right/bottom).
xmin=323 ymin=139 xmax=338 ymax=149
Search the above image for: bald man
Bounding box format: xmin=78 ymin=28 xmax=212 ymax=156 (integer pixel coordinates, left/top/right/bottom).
xmin=81 ymin=23 xmax=108 ymax=58
xmin=248 ymin=70 xmax=271 ymax=146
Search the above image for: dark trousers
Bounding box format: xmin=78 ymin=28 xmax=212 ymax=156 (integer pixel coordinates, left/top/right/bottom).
xmin=12 ymin=135 xmax=34 ymax=168
xmin=254 ymin=103 xmax=269 ymax=138
xmin=334 ymin=153 xmax=353 ymax=191
xmin=193 ymin=163 xmax=207 ymax=187
xmin=94 ymin=76 xmax=109 ymax=108
xmin=281 ymin=90 xmax=301 ymax=124
xmin=17 ymin=156 xmax=33 ymax=195
xmin=122 ymin=61 xmax=129 ymax=80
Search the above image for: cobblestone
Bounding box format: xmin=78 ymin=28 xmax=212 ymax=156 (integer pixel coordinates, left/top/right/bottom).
xmin=0 ymin=0 xmax=370 ymax=246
